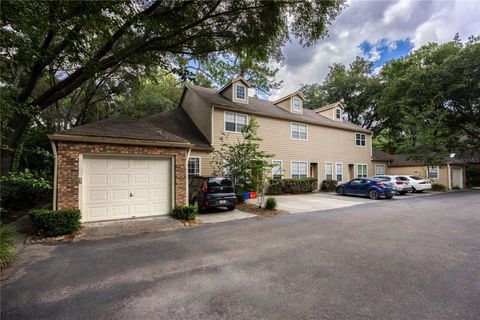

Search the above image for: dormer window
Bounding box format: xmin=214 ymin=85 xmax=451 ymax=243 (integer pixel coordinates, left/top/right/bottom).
xmin=335 ymin=108 xmax=342 ymax=120
xmin=292 ymin=97 xmax=302 ymax=112
xmin=235 ymin=83 xmax=246 ymax=101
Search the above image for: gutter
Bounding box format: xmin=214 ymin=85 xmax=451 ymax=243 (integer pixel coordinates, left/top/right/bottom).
xmin=49 ymin=140 xmax=58 ymax=210
xmin=48 ymin=134 xmax=194 ymax=149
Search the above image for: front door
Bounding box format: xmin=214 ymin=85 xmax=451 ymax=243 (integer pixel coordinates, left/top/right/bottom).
xmin=310 ymin=163 xmax=318 ymax=189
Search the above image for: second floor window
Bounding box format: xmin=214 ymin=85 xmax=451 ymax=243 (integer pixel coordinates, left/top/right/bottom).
xmin=335 ymin=108 xmax=342 ymax=119
xmin=355 ymin=133 xmax=366 ymax=146
xmin=236 ymin=83 xmax=246 ymax=100
xmin=225 ymin=111 xmax=247 ymax=133
xmin=291 ymin=123 xmax=308 ymax=140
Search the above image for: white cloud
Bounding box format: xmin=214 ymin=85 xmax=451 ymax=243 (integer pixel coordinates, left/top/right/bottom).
xmin=270 ymin=0 xmax=480 ymax=100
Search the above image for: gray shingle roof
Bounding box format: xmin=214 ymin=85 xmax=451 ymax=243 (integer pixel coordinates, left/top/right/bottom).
xmin=187 ymin=84 xmax=371 ymax=134
xmin=372 ymin=149 xmax=395 ymax=161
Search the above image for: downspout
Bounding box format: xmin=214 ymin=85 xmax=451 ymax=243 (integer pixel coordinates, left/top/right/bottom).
xmin=186 ymin=148 xmax=191 ymax=205
xmin=447 ymin=163 xmax=452 ymax=190
xmin=50 ymin=140 xmax=58 ymax=210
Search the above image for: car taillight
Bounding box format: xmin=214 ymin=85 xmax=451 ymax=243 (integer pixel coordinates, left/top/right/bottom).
xmin=376 ymin=183 xmax=386 ymax=187
xmin=396 ymin=181 xmax=404 ymax=185
xmin=202 ymin=179 xmax=208 ymax=193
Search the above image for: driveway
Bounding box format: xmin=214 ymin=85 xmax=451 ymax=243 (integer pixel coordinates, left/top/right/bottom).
xmin=247 ymin=191 xmax=434 ymax=213
xmin=2 ymin=190 xmax=479 ymax=320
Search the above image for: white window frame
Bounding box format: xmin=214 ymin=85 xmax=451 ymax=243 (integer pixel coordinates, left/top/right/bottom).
xmin=375 ymin=164 xmax=385 ymax=175
xmin=292 ymin=97 xmax=302 ymax=113
xmin=272 ymin=160 xmax=283 ymax=180
xmin=356 ymin=163 xmax=368 ymax=178
xmin=335 ymin=162 xmax=343 ymax=182
xmin=335 ymin=108 xmax=342 ymax=120
xmin=355 ymin=133 xmax=366 ymax=147
xmin=291 ymin=122 xmax=308 ymax=141
xmin=291 ymin=161 xmax=308 ymax=179
xmin=427 ymin=165 xmax=439 ymax=179
xmin=224 ymin=111 xmax=248 ymax=133
xmin=324 ymin=162 xmax=333 ymax=180
xmin=234 ymin=83 xmax=247 ymax=102
xmin=188 ymin=157 xmax=201 ymax=176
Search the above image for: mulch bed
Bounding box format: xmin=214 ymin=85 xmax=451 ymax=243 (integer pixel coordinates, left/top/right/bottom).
xmin=237 ymin=202 xmax=288 ymax=217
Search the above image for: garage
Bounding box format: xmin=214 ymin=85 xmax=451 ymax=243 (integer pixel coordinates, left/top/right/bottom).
xmin=451 ymin=166 xmax=464 ymax=189
xmin=81 ymin=156 xmax=173 ymax=222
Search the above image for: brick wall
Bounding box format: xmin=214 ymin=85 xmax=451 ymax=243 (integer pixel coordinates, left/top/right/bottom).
xmin=55 ymin=141 xmax=188 ymax=210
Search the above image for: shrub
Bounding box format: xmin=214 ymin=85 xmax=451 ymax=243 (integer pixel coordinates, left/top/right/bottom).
xmin=266 ymin=178 xmax=317 ymax=195
xmin=265 ymin=197 xmax=277 ymax=210
xmin=0 ymin=170 xmax=52 ymax=210
xmin=320 ymin=180 xmax=338 ymax=192
xmin=0 ymin=225 xmax=16 ymax=269
xmin=171 ymin=205 xmax=198 ymax=221
xmin=431 ymin=183 xmax=447 ymax=192
xmin=466 ymin=167 xmax=480 ymax=187
xmin=29 ymin=209 xmax=81 ymax=237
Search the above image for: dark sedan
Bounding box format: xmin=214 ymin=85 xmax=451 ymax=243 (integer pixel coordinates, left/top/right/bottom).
xmin=336 ymin=178 xmax=396 ymax=200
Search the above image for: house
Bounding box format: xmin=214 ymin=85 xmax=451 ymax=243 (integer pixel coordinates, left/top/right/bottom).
xmin=48 ymin=77 xmax=463 ymax=223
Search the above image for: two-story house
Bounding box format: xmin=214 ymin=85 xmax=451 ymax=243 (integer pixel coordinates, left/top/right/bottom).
xmin=48 ymin=77 xmax=409 ymax=222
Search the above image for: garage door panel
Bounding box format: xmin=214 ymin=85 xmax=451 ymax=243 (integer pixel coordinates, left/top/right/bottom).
xmin=83 ymin=156 xmax=172 ymax=222
xmin=111 ymin=173 xmax=129 ymax=185
xmin=88 ymin=174 xmax=108 ymax=186
xmin=111 ymin=189 xmax=130 ymax=201
xmin=87 ymin=190 xmax=108 ymax=202
xmin=111 ymin=205 xmax=129 ymax=217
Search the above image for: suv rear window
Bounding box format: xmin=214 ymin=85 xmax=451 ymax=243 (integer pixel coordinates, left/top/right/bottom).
xmin=208 ymin=178 xmax=233 ymax=188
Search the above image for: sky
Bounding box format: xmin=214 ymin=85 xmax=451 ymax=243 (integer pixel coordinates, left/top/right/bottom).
xmin=269 ymin=0 xmax=480 ymax=99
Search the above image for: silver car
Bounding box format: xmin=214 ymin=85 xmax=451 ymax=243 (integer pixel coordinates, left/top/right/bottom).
xmin=371 ymin=175 xmax=412 ymax=195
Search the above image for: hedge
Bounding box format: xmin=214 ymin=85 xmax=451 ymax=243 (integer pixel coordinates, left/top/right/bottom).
xmin=431 ymin=183 xmax=447 ymax=192
xmin=266 ymin=178 xmax=317 ymax=195
xmin=466 ymin=167 xmax=480 ymax=187
xmin=171 ymin=205 xmax=198 ymax=221
xmin=320 ymin=180 xmax=338 ymax=192
xmin=265 ymin=197 xmax=277 ymax=210
xmin=0 ymin=170 xmax=52 ymax=210
xmin=29 ymin=209 xmax=81 ymax=237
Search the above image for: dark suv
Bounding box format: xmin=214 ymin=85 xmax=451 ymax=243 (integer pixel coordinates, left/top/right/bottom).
xmin=189 ymin=176 xmax=237 ymax=211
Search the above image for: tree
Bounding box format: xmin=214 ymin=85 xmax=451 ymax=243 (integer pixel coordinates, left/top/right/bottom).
xmin=1 ymin=0 xmax=345 ymax=175
xmin=300 ymin=57 xmax=381 ymax=131
xmin=211 ymin=117 xmax=273 ymax=196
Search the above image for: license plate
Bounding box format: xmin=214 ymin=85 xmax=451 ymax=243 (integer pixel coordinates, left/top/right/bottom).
xmin=219 ymin=200 xmax=227 ymax=204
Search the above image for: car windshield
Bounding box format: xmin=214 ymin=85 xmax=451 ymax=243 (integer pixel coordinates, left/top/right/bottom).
xmin=208 ymin=178 xmax=233 ymax=187
xmin=409 ymin=176 xmax=423 ymax=180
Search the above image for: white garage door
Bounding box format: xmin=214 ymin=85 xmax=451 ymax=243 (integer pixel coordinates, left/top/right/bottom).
xmin=82 ymin=156 xmax=172 ymax=222
xmin=452 ymin=167 xmax=463 ymax=189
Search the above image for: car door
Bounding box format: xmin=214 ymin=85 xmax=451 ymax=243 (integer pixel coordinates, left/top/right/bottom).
xmin=346 ymin=179 xmax=362 ymax=195
xmin=357 ymin=179 xmax=371 ymax=196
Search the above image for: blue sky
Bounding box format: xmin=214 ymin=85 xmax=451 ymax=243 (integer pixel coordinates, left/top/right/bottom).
xmin=272 ymin=0 xmax=480 ymax=99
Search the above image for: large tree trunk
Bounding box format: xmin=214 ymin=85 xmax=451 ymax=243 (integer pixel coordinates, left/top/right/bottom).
xmin=1 ymin=113 xmax=31 ymax=176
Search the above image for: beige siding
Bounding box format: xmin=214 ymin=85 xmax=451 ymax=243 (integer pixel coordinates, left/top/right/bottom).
xmin=189 ymin=150 xmax=213 ymax=176
xmin=318 ymin=108 xmax=334 ymax=120
xmin=220 ymin=85 xmax=233 ymax=101
xmin=195 ymin=108 xmax=374 ymax=184
xmin=275 ymin=99 xmax=291 ymax=113
xmin=180 ymin=89 xmax=212 ymax=143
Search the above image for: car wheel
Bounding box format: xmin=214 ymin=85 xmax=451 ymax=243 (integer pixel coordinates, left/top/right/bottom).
xmin=227 ymin=205 xmax=235 ymax=211
xmin=399 ymin=191 xmax=407 ymax=195
xmin=337 ymin=187 xmax=344 ymax=196
xmin=386 ymin=195 xmax=393 ymax=199
xmin=369 ymin=190 xmax=379 ymax=200
xmin=411 ymin=187 xmax=417 ymax=193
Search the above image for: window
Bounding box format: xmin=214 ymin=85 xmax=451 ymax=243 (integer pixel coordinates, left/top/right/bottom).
xmin=335 ymin=108 xmax=342 ymax=119
xmin=325 ymin=162 xmax=333 ymax=180
xmin=355 ymin=133 xmax=366 ymax=146
xmin=291 ymin=123 xmax=308 ymax=140
xmin=292 ymin=97 xmax=302 ymax=112
xmin=291 ymin=161 xmax=307 ymax=179
xmin=225 ymin=111 xmax=248 ymax=133
xmin=375 ymin=164 xmax=385 ymax=175
xmin=188 ymin=158 xmax=200 ymax=176
xmin=427 ymin=166 xmax=439 ymax=179
xmin=336 ymin=163 xmax=343 ymax=181
xmin=235 ymin=83 xmax=246 ymax=100
xmin=357 ymin=164 xmax=368 ymax=178
xmin=272 ymin=160 xmax=283 ymax=180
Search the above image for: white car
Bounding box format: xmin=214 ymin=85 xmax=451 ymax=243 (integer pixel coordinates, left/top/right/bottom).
xmin=371 ymin=175 xmax=412 ymax=195
xmin=395 ymin=175 xmax=432 ymax=192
